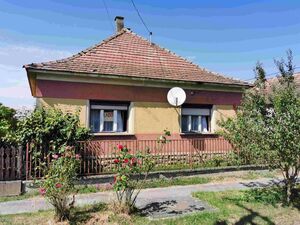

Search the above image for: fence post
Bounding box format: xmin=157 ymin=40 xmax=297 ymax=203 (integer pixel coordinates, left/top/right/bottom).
xmin=0 ymin=147 xmax=3 ymax=180
xmin=25 ymin=143 xmax=29 ymax=180
xmin=16 ymin=146 xmax=22 ymax=180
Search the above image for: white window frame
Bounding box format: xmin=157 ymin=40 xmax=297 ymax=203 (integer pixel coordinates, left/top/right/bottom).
xmin=89 ymin=103 xmax=128 ymax=133
xmin=181 ymin=107 xmax=211 ymax=133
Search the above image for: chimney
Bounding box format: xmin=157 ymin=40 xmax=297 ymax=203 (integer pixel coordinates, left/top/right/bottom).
xmin=114 ymin=16 xmax=124 ymax=33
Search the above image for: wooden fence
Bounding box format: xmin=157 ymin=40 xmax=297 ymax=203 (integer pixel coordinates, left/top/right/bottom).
xmin=25 ymin=137 xmax=233 ymax=179
xmin=0 ymin=146 xmax=22 ymax=181
xmin=77 ymin=137 xmax=233 ymax=176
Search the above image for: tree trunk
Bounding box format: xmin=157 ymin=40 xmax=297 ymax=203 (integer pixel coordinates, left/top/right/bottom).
xmin=285 ymin=175 xmax=295 ymax=205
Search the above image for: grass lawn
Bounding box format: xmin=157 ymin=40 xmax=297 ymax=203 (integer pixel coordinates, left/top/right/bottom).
xmin=1 ymin=189 xmax=299 ymax=225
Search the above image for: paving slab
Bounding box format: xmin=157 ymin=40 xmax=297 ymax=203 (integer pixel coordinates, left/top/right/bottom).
xmin=137 ymin=196 xmax=214 ymax=219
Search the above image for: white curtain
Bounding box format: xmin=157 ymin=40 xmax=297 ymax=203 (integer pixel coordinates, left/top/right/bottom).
xmin=117 ymin=111 xmax=123 ymax=132
xmin=90 ymin=109 xmax=100 ymax=132
xmin=201 ymin=116 xmax=208 ymax=133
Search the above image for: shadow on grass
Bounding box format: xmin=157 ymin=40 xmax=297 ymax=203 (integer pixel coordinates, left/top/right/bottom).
xmin=217 ymin=186 xmax=300 ymax=225
xmin=214 ymin=203 xmax=275 ymax=225
xmin=69 ymin=203 xmax=106 ymax=225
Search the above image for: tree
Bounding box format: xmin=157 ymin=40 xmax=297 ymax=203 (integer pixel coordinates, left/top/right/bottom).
xmin=266 ymin=51 xmax=300 ymax=204
xmin=0 ymin=103 xmax=18 ymax=146
xmin=219 ymin=50 xmax=300 ymax=204
xmin=218 ymin=62 xmax=268 ymax=165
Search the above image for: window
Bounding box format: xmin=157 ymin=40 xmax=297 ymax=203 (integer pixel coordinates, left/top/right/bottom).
xmin=89 ymin=101 xmax=128 ymax=133
xmin=181 ymin=106 xmax=211 ymax=133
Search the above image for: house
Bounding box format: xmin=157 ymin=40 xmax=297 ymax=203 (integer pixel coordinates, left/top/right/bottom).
xmin=266 ymin=72 xmax=300 ymax=93
xmin=24 ymin=16 xmax=251 ymax=141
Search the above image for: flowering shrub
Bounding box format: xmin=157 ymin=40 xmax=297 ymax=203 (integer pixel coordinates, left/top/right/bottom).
xmin=112 ymin=130 xmax=170 ymax=213
xmin=38 ymin=146 xmax=80 ymax=221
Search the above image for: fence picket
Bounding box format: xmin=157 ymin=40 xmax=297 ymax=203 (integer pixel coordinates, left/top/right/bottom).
xmin=23 ymin=137 xmax=233 ymax=179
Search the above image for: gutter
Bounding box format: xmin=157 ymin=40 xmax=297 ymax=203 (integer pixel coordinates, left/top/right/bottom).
xmin=25 ymin=68 xmax=252 ymax=94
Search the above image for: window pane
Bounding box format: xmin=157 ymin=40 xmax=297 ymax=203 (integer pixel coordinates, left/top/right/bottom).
xmin=90 ymin=109 xmax=100 ymax=132
xmin=201 ymin=116 xmax=209 ymax=132
xmin=191 ymin=116 xmax=199 ymax=131
xmin=103 ymin=122 xmax=113 ymax=131
xmin=103 ymin=110 xmax=114 ymax=132
xmin=181 ymin=115 xmax=189 ymax=132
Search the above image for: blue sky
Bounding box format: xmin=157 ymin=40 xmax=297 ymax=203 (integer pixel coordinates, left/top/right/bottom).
xmin=1 ymin=0 xmax=300 ymax=108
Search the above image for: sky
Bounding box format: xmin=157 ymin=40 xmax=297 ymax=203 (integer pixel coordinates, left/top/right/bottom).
xmin=1 ymin=0 xmax=300 ymax=109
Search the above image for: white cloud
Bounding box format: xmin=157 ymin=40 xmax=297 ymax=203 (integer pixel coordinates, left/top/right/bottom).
xmin=0 ymin=44 xmax=72 ymax=109
xmin=0 ymin=44 xmax=72 ymax=67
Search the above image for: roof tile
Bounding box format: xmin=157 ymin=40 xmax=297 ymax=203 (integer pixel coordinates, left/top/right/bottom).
xmin=24 ymin=29 xmax=249 ymax=86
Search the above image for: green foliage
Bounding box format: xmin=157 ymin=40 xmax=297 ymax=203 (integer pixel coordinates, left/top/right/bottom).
xmin=0 ymin=103 xmax=18 ymax=146
xmin=219 ymin=50 xmax=300 ymax=204
xmin=218 ymin=71 xmax=267 ymax=165
xmin=243 ymin=187 xmax=284 ymax=206
xmin=18 ymin=107 xmax=89 ymax=154
xmin=203 ymin=152 xmax=243 ymax=167
xmin=38 ymin=146 xmax=80 ymax=221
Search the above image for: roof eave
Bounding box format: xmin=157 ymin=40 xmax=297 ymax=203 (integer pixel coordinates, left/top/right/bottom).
xmin=26 ymin=67 xmax=251 ymax=89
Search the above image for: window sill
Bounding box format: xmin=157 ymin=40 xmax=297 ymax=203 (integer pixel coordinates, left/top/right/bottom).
xmin=90 ymin=132 xmax=135 ymax=136
xmin=180 ymin=132 xmax=215 ymax=135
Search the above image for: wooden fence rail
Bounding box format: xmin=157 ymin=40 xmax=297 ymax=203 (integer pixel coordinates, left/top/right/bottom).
xmin=77 ymin=137 xmax=233 ymax=175
xmin=25 ymin=137 xmax=234 ymax=179
xmin=0 ymin=146 xmax=22 ymax=181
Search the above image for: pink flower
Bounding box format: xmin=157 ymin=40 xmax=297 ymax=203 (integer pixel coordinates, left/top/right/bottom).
xmin=75 ymin=154 xmax=81 ymax=160
xmin=117 ymin=144 xmax=123 ymax=150
xmin=39 ymin=188 xmax=46 ymax=196
xmin=124 ymin=158 xmax=129 ymax=163
xmin=95 ymin=184 xmax=101 ymax=190
xmin=104 ymin=183 xmax=112 ymax=190
xmin=52 ymin=154 xmax=59 ymax=159
xmin=55 ymin=183 xmax=63 ymax=188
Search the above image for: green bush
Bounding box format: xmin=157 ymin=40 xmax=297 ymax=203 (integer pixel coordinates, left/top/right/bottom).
xmin=0 ymin=103 xmax=18 ymax=146
xmin=243 ymin=187 xmax=284 ymax=206
xmin=112 ymin=130 xmax=170 ymax=214
xmin=38 ymin=146 xmax=80 ymax=221
xmin=18 ymin=107 xmax=89 ymax=148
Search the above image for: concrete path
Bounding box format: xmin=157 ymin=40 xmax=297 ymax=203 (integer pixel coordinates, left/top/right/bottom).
xmin=0 ymin=177 xmax=282 ymax=217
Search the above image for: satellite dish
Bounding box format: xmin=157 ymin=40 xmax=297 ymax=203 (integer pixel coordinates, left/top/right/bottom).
xmin=167 ymin=87 xmax=186 ymax=107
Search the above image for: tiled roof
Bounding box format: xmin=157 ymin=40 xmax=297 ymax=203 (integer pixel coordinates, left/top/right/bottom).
xmin=266 ymin=73 xmax=300 ymax=92
xmin=24 ymin=29 xmax=249 ymax=86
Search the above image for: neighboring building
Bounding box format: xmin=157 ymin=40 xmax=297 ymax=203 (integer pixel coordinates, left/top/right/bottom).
xmin=24 ymin=17 xmax=251 ymax=140
xmin=266 ymin=73 xmax=300 ymax=93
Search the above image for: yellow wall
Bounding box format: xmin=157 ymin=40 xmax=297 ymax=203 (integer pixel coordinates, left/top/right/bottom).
xmin=36 ymin=98 xmax=88 ymax=127
xmin=211 ymin=105 xmax=236 ymax=133
xmin=132 ymin=102 xmax=181 ymax=134
xmin=36 ymin=98 xmax=236 ymax=134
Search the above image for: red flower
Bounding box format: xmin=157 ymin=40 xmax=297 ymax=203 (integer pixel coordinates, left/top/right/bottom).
xmin=52 ymin=154 xmax=59 ymax=159
xmin=55 ymin=183 xmax=62 ymax=188
xmin=131 ymin=157 xmax=137 ymax=165
xmin=124 ymin=158 xmax=129 ymax=163
xmin=117 ymin=144 xmax=123 ymax=150
xmin=75 ymin=154 xmax=81 ymax=160
xmin=113 ymin=176 xmax=117 ymax=183
xmin=114 ymin=159 xmax=120 ymax=164
xmin=39 ymin=188 xmax=46 ymax=196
